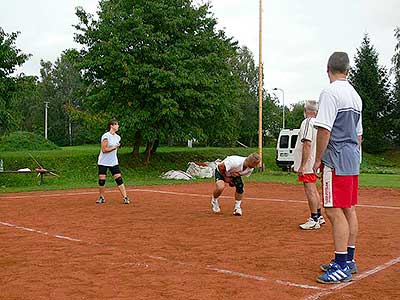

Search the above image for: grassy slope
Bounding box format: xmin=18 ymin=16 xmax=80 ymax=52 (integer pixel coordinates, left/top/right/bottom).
xmin=0 ymin=146 xmax=399 ymax=193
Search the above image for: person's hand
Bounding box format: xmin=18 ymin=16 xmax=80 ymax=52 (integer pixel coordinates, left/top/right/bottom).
xmin=224 ymin=176 xmax=232 ymax=184
xmin=297 ymin=166 xmax=304 ymax=177
xmin=313 ymin=160 xmax=321 ymax=178
xmin=114 ymin=143 xmax=120 ymax=150
xmin=231 ymin=171 xmax=240 ymax=177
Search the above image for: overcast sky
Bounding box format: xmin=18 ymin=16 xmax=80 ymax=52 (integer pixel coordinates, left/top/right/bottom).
xmin=1 ymin=0 xmax=399 ymax=105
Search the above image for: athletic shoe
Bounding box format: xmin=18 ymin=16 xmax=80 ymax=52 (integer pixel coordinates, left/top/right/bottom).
xmin=299 ymin=218 xmax=320 ymax=230
xmin=318 ymin=216 xmax=326 ymax=225
xmin=320 ymin=259 xmax=358 ymax=274
xmin=211 ymin=199 xmax=221 ymax=213
xmin=96 ymin=196 xmax=105 ymax=204
xmin=317 ymin=262 xmax=352 ymax=284
xmin=233 ymin=207 xmax=242 ymax=216
xmin=123 ymin=197 xmax=130 ymax=204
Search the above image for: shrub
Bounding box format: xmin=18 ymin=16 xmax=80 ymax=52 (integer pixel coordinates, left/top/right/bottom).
xmin=0 ymin=131 xmax=60 ymax=151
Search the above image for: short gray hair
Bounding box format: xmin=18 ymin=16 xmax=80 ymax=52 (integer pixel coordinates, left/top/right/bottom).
xmin=248 ymin=152 xmax=260 ymax=163
xmin=304 ymin=100 xmax=318 ymax=112
xmin=328 ymin=52 xmax=350 ymax=74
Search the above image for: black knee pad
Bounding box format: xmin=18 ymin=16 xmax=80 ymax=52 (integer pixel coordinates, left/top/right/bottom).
xmin=231 ymin=177 xmax=244 ymax=194
xmin=236 ymin=184 xmax=244 ymax=194
xmin=98 ymin=179 xmax=106 ymax=186
xmin=115 ymin=177 xmax=123 ymax=186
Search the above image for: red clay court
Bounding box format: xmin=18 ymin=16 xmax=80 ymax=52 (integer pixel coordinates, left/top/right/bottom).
xmin=0 ymin=182 xmax=399 ymax=300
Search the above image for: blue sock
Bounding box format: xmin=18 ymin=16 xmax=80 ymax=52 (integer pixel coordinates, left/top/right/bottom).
xmin=334 ymin=252 xmax=348 ymax=269
xmin=317 ymin=208 xmax=321 ymax=218
xmin=311 ymin=213 xmax=319 ymax=222
xmin=347 ymin=246 xmax=355 ymax=261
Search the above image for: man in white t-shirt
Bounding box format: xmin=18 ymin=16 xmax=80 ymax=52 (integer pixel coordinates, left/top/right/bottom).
xmin=210 ymin=153 xmax=260 ymax=216
xmin=313 ymin=52 xmax=363 ymax=284
xmin=293 ymin=100 xmax=325 ymax=230
xmin=96 ymin=119 xmax=130 ymax=204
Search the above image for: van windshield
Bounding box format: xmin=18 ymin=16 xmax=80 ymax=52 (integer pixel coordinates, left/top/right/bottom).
xmin=279 ymin=135 xmax=289 ymax=148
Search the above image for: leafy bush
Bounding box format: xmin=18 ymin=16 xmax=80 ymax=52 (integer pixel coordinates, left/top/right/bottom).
xmin=0 ymin=131 xmax=60 ymax=151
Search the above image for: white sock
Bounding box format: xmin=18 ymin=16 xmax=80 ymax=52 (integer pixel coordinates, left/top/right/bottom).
xmin=235 ymin=200 xmax=241 ymax=208
xmin=212 ymin=196 xmax=218 ymax=203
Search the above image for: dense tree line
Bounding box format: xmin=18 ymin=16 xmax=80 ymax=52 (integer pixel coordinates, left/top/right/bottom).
xmin=1 ymin=1 xmax=399 ymax=158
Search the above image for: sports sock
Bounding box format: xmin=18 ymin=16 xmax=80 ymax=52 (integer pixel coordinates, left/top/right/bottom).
xmin=347 ymin=246 xmax=356 ymax=261
xmin=212 ymin=196 xmax=217 ymax=202
xmin=311 ymin=213 xmax=319 ymax=222
xmin=334 ymin=252 xmax=348 ymax=269
xmin=235 ymin=200 xmax=241 ymax=208
xmin=317 ymin=208 xmax=322 ymax=218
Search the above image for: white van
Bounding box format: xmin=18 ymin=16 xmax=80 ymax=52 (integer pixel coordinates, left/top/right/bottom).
xmin=276 ymin=128 xmax=300 ymax=170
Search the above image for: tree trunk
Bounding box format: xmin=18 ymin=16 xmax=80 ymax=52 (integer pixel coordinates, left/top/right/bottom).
xmin=132 ymin=130 xmax=142 ymax=159
xmin=144 ymin=140 xmax=154 ymax=164
xmin=151 ymin=139 xmax=159 ymax=154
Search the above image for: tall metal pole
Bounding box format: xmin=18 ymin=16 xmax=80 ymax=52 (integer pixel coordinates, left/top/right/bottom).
xmin=258 ymin=0 xmax=263 ymax=169
xmin=44 ymin=102 xmax=49 ymax=140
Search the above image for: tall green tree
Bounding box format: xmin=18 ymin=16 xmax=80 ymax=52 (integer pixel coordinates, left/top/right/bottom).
xmin=391 ymin=27 xmax=400 ymax=146
xmin=285 ymin=102 xmax=305 ymax=130
xmin=74 ymin=0 xmax=241 ymax=162
xmin=230 ymin=46 xmax=258 ymax=147
xmin=349 ymin=34 xmax=392 ymax=153
xmin=10 ymin=76 xmax=43 ymax=134
xmin=0 ymin=27 xmax=30 ymax=134
xmin=38 ymin=50 xmax=88 ymax=146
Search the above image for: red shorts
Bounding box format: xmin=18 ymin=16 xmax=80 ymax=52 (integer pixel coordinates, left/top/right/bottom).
xmin=322 ymin=166 xmax=358 ymax=208
xmin=298 ymin=173 xmax=317 ymax=183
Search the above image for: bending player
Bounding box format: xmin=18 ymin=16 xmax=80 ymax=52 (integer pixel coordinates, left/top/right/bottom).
xmin=210 ymin=153 xmax=260 ymax=216
xmin=96 ymin=119 xmax=130 ymax=204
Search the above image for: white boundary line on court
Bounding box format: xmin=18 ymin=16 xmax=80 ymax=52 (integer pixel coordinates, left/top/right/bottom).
xmin=1 ymin=188 xmax=399 ymax=210
xmin=305 ymin=256 xmax=400 ymax=300
xmin=0 ymin=220 xmax=324 ymax=290
xmin=2 ymin=219 xmax=399 ymax=295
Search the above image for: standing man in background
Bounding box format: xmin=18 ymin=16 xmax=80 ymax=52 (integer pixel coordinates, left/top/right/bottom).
xmin=313 ymin=52 xmax=363 ymax=283
xmin=293 ymin=100 xmax=325 ymax=230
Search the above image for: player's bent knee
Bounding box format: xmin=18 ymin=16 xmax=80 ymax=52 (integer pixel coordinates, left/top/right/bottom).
xmin=98 ymin=179 xmax=106 ymax=186
xmin=236 ymin=184 xmax=244 ymax=194
xmin=115 ymin=176 xmax=124 ymax=186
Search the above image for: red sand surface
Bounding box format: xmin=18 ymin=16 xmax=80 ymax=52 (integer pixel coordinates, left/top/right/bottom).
xmin=0 ymin=182 xmax=399 ymax=300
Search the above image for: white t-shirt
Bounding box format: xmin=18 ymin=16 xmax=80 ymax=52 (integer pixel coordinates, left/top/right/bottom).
xmin=97 ymin=132 xmax=121 ymax=166
xmin=293 ymin=117 xmax=317 ymax=174
xmin=220 ymin=155 xmax=254 ymax=177
xmin=314 ymin=79 xmax=362 ymax=175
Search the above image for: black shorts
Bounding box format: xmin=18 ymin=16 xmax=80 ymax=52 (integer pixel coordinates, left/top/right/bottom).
xmin=215 ymin=169 xmax=243 ymax=188
xmin=98 ymin=165 xmax=121 ymax=176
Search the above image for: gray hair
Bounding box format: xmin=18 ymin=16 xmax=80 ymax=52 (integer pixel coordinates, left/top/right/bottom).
xmin=328 ymin=52 xmax=350 ymax=74
xmin=248 ymin=152 xmax=260 ymax=163
xmin=304 ymin=100 xmax=318 ymax=112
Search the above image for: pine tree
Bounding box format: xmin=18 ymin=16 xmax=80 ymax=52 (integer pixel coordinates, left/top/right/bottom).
xmin=348 ymin=34 xmax=391 ymax=153
xmin=391 ymin=27 xmax=400 ymax=146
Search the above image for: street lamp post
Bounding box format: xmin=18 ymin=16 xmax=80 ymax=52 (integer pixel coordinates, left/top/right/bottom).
xmin=273 ymin=88 xmax=285 ymax=129
xmin=44 ymin=101 xmax=49 ymax=140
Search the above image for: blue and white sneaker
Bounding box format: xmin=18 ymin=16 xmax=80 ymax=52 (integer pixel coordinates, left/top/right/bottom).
xmin=317 ymin=262 xmax=352 ymax=284
xmin=320 ymin=259 xmax=357 ymax=274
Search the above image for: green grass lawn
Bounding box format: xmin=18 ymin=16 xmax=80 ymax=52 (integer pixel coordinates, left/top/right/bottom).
xmin=0 ymin=146 xmax=399 ymax=193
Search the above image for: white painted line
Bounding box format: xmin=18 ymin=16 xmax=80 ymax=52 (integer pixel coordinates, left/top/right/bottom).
xmin=207 ymin=266 xmax=266 ymax=281
xmin=1 ymin=220 xmax=399 ymax=294
xmin=1 ymin=188 xmax=399 ymax=210
xmin=305 ymin=256 xmax=400 ymax=300
xmin=276 ymin=280 xmax=324 ymax=290
xmin=0 ymin=221 xmax=82 ymax=242
xmin=0 ymin=220 xmax=268 ymax=284
xmin=132 ymin=189 xmax=400 ymax=210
